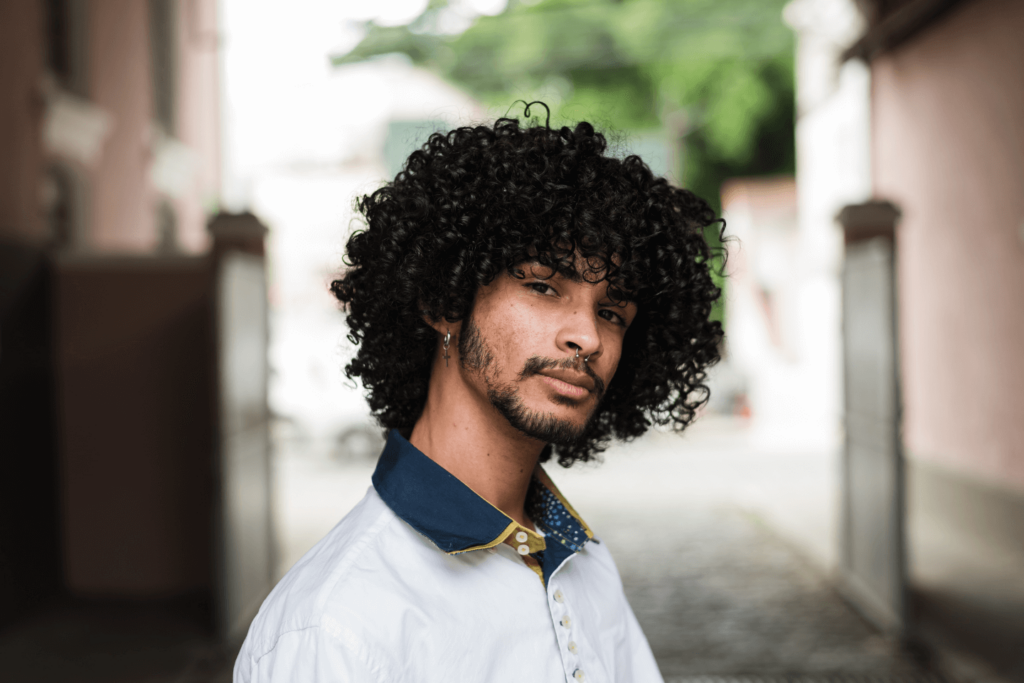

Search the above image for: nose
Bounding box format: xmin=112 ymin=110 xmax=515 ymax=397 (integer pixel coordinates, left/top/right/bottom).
xmin=558 ymin=309 xmax=601 ymax=362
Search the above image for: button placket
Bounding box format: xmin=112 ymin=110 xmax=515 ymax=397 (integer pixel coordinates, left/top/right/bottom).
xmin=549 ymin=582 xmax=582 ymax=680
xmin=547 ymin=554 xmax=586 ymax=680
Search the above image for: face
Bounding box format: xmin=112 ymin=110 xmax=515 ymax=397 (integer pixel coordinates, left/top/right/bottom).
xmin=456 ymin=261 xmax=637 ymax=446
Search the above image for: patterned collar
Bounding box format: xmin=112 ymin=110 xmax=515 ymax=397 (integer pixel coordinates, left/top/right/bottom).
xmin=372 ymin=429 xmax=593 ymax=585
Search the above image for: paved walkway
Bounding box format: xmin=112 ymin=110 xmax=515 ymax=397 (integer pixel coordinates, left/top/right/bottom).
xmin=593 ymin=504 xmax=922 ymax=678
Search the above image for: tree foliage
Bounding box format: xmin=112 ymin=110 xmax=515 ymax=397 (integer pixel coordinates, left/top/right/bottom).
xmin=336 ymin=0 xmax=793 ymax=196
xmin=335 ymin=0 xmax=796 ymax=321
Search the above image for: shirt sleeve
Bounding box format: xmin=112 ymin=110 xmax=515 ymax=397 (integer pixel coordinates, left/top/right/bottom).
xmin=235 ymin=626 xmax=382 ymax=683
xmin=621 ymin=601 xmax=665 ymax=683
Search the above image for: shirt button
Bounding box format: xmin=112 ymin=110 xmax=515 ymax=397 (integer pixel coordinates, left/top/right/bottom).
xmin=560 ymin=615 xmax=571 ymax=629
xmin=567 ymin=640 xmax=578 ymax=653
xmin=574 ymin=669 xmax=585 ymax=681
xmin=517 ymin=544 xmax=530 ymax=555
xmin=515 ymin=531 xmax=528 ymax=543
xmin=553 ymin=589 xmax=564 ymax=603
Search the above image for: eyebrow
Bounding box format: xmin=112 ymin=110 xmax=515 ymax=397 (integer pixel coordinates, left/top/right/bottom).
xmin=515 ymin=261 xmax=580 ymax=282
xmin=516 ymin=262 xmax=637 ymax=306
xmin=515 ymin=260 xmax=608 ymax=285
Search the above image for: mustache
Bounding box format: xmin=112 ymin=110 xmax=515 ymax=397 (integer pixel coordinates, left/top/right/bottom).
xmin=518 ymin=355 xmax=606 ymax=399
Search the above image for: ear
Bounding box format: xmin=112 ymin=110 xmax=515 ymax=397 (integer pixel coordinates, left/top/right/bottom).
xmin=420 ymin=310 xmax=462 ymax=338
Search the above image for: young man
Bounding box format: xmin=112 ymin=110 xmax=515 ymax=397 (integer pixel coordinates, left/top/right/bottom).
xmin=235 ymin=111 xmax=724 ymax=682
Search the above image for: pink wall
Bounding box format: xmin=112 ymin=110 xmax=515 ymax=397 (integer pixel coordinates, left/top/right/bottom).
xmin=873 ymin=0 xmax=1024 ymax=491
xmin=0 ymin=1 xmax=45 ymax=243
xmin=0 ymin=0 xmax=220 ymax=253
xmin=173 ymin=0 xmax=221 ymax=253
xmin=88 ymin=0 xmax=155 ymax=252
xmin=85 ymin=0 xmax=220 ymax=253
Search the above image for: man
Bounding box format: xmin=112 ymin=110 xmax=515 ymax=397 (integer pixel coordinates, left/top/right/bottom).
xmin=235 ymin=110 xmax=724 ymax=682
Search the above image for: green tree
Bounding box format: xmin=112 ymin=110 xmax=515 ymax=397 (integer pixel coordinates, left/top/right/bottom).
xmin=337 ymin=0 xmax=792 ymax=201
xmin=336 ymin=0 xmax=796 ymax=322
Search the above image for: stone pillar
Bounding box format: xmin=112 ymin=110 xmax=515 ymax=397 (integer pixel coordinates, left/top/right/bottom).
xmin=836 ymin=199 xmax=905 ymax=634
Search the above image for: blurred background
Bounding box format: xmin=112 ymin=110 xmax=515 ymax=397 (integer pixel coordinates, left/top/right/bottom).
xmin=1 ymin=0 xmax=1022 ymax=681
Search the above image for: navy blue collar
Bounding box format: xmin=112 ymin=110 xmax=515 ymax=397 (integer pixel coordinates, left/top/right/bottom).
xmin=372 ymin=429 xmax=592 ymax=583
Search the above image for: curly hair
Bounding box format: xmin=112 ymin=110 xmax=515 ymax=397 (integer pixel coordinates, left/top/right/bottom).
xmin=330 ymin=112 xmax=724 ymax=466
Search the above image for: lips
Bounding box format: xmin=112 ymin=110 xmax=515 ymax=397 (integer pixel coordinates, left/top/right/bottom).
xmin=538 ymin=369 xmax=596 ymax=393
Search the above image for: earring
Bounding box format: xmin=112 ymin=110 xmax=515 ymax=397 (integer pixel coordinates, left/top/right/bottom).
xmin=443 ymin=330 xmax=451 ymax=367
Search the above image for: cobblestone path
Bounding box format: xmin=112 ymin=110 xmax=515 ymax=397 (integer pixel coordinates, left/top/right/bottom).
xmin=590 ymin=504 xmax=929 ymax=679
xmin=548 ymin=423 xmax=939 ymax=681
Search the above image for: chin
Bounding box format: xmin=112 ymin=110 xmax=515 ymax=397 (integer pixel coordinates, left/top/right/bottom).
xmin=548 ymin=394 xmax=589 ymax=409
xmin=489 ymin=388 xmax=594 ymax=446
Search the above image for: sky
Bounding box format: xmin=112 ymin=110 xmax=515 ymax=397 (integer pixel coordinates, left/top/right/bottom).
xmin=220 ymin=0 xmax=485 ymax=438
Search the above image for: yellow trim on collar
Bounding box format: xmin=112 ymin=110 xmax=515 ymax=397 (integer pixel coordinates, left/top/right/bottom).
xmin=448 ymin=520 xmax=520 ymax=555
xmin=442 ymin=465 xmax=591 ymax=556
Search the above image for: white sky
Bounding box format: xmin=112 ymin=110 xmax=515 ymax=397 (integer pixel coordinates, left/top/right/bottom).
xmin=219 ymin=0 xmax=486 ymax=435
xmin=220 ymin=0 xmax=497 ymax=208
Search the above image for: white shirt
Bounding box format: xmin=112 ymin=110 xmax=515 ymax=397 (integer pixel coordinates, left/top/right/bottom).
xmin=234 ymin=430 xmax=663 ymax=683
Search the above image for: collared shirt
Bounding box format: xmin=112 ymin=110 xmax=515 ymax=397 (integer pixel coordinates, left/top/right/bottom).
xmin=234 ymin=430 xmax=663 ymax=683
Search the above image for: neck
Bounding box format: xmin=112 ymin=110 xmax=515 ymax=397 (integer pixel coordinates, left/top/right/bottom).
xmin=409 ymin=354 xmax=544 ymax=530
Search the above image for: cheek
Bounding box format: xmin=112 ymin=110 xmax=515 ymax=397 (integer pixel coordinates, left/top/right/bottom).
xmin=475 ymin=298 xmax=536 ymax=367
xmin=599 ymin=334 xmax=625 ymax=378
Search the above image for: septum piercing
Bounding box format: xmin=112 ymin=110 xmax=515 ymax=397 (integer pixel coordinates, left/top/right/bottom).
xmin=574 ymin=347 xmax=591 ymax=363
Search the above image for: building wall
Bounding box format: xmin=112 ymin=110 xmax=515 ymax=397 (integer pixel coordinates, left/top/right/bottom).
xmin=0 ymin=0 xmax=219 ymax=253
xmin=0 ymin=1 xmax=45 ymax=243
xmin=88 ymin=0 xmax=218 ymax=253
xmin=1 ymin=0 xmax=223 ymax=602
xmin=722 ymin=177 xmax=809 ymax=446
xmin=88 ymin=0 xmax=155 ymax=251
xmin=172 ymin=0 xmax=221 ymax=253
xmin=778 ymin=0 xmax=872 ymax=453
xmin=872 ymin=0 xmax=1024 ymax=492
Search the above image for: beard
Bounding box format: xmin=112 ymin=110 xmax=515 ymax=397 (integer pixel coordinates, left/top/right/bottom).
xmin=458 ymin=314 xmax=605 ymax=447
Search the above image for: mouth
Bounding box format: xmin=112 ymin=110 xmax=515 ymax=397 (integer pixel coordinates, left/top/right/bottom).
xmin=537 ymin=369 xmax=595 ymax=399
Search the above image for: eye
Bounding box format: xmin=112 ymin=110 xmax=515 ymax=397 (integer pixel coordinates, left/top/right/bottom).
xmin=527 ymin=282 xmax=557 ymax=296
xmin=598 ymin=307 xmax=627 ymax=326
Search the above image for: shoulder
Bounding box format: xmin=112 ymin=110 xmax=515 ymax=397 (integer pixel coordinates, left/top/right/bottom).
xmin=235 ymin=486 xmax=539 ymax=681
xmin=237 ymin=488 xmax=404 ymax=665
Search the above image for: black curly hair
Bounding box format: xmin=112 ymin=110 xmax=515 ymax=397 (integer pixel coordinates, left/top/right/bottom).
xmin=330 ymin=110 xmax=724 ymax=466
